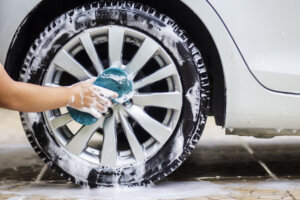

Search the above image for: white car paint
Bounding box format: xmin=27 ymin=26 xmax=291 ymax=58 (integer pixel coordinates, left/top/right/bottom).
xmin=0 ymin=0 xmax=41 ymax=63
xmin=0 ymin=0 xmax=300 ymax=131
xmin=183 ymin=0 xmax=300 ymax=130
xmin=208 ymin=0 xmax=300 ymax=94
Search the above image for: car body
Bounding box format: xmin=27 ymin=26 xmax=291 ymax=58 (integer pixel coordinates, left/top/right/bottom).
xmin=2 ymin=0 xmax=300 ymax=133
xmin=1 ymin=0 xmax=300 ymax=185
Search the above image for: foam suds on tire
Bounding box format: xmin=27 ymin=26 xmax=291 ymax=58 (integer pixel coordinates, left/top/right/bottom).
xmin=19 ymin=1 xmax=210 ymax=187
xmin=186 ymin=82 xmax=201 ymax=122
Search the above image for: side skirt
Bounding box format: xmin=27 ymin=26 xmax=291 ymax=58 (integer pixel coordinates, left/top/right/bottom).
xmin=226 ymin=128 xmax=300 ymax=138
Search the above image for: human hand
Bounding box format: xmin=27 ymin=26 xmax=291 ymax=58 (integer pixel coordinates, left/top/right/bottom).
xmin=67 ymin=78 xmax=118 ymax=118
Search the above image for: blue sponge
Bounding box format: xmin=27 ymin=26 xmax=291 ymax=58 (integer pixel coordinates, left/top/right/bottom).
xmin=67 ymin=68 xmax=133 ymax=125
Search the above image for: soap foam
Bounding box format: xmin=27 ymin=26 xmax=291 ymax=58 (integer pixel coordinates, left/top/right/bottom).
xmin=185 ymin=82 xmax=201 ymax=122
xmin=0 ymin=181 xmax=228 ymax=200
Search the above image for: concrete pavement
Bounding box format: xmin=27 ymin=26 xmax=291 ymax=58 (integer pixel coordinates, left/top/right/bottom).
xmin=1 ymin=108 xmax=300 ymax=199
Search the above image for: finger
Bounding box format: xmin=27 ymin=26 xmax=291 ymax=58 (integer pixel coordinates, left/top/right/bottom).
xmin=85 ymin=97 xmax=108 ymax=109
xmin=83 ymin=97 xmax=93 ymax=107
xmin=86 ymin=98 xmax=108 ymax=113
xmin=86 ymin=77 xmax=97 ymax=83
xmin=87 ymin=91 xmax=113 ymax=107
xmin=96 ymin=96 xmax=113 ymax=107
xmin=94 ymin=86 xmax=118 ymax=98
xmin=89 ymin=108 xmax=102 ymax=119
xmin=96 ymin=103 xmax=108 ymax=113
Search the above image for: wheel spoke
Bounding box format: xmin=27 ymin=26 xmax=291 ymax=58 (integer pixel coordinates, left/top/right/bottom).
xmin=50 ymin=113 xmax=72 ymax=129
xmin=126 ymin=37 xmax=160 ymax=77
xmin=44 ymin=83 xmax=60 ymax=88
xmin=79 ymin=32 xmax=104 ymax=74
xmin=108 ymin=26 xmax=125 ymax=68
xmin=100 ymin=113 xmax=118 ymax=167
xmin=65 ymin=120 xmax=101 ymax=156
xmin=134 ymin=64 xmax=177 ymax=90
xmin=132 ymin=92 xmax=182 ymax=110
xmin=124 ymin=105 xmax=172 ymax=144
xmin=45 ymin=26 xmax=184 ymax=167
xmin=53 ymin=50 xmax=92 ymax=81
xmin=119 ymin=109 xmax=145 ymax=161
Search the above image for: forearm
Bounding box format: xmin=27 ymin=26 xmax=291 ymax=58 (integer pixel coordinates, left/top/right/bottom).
xmin=0 ymin=64 xmax=71 ymax=112
xmin=0 ymin=63 xmax=116 ymax=115
xmin=7 ymin=81 xmax=71 ymax=112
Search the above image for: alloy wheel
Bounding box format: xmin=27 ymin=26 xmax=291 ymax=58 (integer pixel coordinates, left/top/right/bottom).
xmin=43 ymin=26 xmax=183 ymax=167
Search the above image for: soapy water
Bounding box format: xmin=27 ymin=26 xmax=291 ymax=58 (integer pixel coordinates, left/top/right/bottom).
xmin=0 ymin=145 xmax=210 ymax=194
xmin=0 ymin=181 xmax=228 ymax=200
xmin=113 ymin=91 xmax=134 ymax=104
xmin=6 ymin=196 xmax=24 ymax=200
xmin=102 ymin=73 xmax=127 ymax=84
xmin=186 ymin=82 xmax=201 ymax=122
xmin=3 ymin=179 xmax=300 ymax=200
xmin=3 ymin=173 xmax=300 ymax=200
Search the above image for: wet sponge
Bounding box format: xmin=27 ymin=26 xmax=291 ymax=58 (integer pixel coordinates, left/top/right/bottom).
xmin=94 ymin=68 xmax=133 ymax=104
xmin=67 ymin=68 xmax=133 ymax=125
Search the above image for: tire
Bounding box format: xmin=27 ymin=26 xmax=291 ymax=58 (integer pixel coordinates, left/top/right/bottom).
xmin=19 ymin=1 xmax=210 ymax=187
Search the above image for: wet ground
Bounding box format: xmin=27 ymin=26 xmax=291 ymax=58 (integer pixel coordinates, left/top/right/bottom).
xmin=1 ymin=108 xmax=300 ymax=199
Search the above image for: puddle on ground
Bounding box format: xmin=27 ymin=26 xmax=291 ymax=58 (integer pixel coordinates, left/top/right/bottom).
xmin=2 ymin=179 xmax=300 ymax=200
xmin=0 ymin=181 xmax=228 ymax=200
xmin=2 ymin=140 xmax=300 ymax=199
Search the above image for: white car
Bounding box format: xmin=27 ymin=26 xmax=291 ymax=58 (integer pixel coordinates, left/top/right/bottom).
xmin=1 ymin=0 xmax=300 ymax=187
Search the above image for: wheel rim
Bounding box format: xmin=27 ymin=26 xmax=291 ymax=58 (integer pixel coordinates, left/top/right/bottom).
xmin=43 ymin=25 xmax=183 ymax=167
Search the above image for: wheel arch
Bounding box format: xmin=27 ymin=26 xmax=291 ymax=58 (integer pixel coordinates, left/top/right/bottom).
xmin=5 ymin=0 xmax=226 ymax=126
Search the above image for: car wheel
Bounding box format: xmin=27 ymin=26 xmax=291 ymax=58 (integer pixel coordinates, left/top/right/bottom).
xmin=19 ymin=1 xmax=210 ymax=187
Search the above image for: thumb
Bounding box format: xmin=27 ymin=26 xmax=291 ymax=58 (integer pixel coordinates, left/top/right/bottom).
xmin=86 ymin=77 xmax=97 ymax=84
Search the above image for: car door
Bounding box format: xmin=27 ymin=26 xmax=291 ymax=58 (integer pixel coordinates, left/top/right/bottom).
xmin=208 ymin=0 xmax=300 ymax=94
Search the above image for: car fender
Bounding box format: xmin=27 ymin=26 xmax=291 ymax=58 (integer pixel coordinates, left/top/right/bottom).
xmin=182 ymin=0 xmax=300 ymax=130
xmin=0 ymin=0 xmax=41 ymax=63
